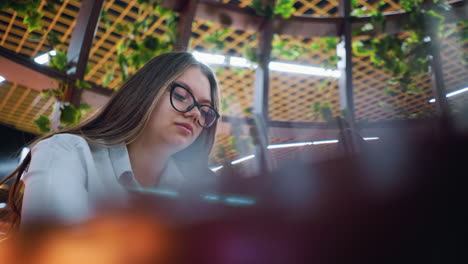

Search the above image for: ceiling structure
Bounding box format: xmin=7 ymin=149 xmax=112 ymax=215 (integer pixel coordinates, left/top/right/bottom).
xmin=0 ymin=0 xmax=466 ymax=168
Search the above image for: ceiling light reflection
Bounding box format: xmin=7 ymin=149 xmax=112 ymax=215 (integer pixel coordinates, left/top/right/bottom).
xmin=34 ymin=50 xmax=56 ymax=65
xmin=429 ymin=86 xmax=468 ymax=103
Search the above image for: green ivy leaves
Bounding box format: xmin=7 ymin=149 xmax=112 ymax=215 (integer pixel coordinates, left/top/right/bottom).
xmin=34 ymin=115 xmax=51 ymax=133
xmin=60 ymin=104 xmax=81 ymax=126
xmin=352 ymin=0 xmax=451 ymax=103
xmin=204 ymin=28 xmax=232 ymax=51
xmin=251 ymin=0 xmax=296 ymax=19
xmin=60 ymin=103 xmax=91 ymax=126
xmin=274 ymin=0 xmax=296 ymax=19
xmin=74 ymin=79 xmax=92 ymax=89
xmin=40 ymin=89 xmax=62 ymax=100
xmin=109 ymin=4 xmax=178 ymax=85
xmin=23 ymin=9 xmax=43 ymax=32
xmin=243 ymin=46 xmax=258 ymax=63
xmin=0 ymin=0 xmax=45 ymax=32
xmin=272 ymin=35 xmax=303 ymax=60
xmin=49 ymin=50 xmax=68 ymax=72
xmin=251 ymin=0 xmax=275 ymax=19
xmin=34 ymin=103 xmax=92 ymax=133
xmin=310 ymin=37 xmax=340 ymax=69
xmin=308 ymin=102 xmax=333 ymax=122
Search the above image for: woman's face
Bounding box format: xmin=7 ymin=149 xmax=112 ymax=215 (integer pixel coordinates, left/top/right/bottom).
xmin=145 ymin=66 xmax=212 ymax=153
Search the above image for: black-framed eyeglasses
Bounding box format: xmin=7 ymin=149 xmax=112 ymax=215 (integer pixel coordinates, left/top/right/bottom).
xmin=169 ymin=82 xmax=220 ymax=128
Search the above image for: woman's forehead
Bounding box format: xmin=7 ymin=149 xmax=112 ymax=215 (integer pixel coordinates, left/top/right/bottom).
xmin=175 ymin=67 xmax=212 ymax=103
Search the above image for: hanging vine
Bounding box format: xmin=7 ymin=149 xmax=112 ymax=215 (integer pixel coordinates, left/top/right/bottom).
xmin=34 ymin=32 xmax=92 ymax=133
xmin=108 ymin=1 xmax=178 ymax=85
xmin=307 ymin=36 xmax=340 ymax=122
xmin=1 ymin=1 xmax=93 ymax=132
xmin=351 ymin=0 xmax=453 ymax=117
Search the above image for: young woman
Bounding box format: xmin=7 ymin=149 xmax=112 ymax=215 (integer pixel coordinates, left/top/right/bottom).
xmin=0 ymin=51 xmax=221 ymax=230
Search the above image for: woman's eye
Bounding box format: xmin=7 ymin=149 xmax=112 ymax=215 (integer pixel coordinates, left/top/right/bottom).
xmin=174 ymin=93 xmax=188 ymax=102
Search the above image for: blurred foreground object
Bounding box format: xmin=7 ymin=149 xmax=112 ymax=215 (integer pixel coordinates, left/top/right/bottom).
xmin=1 ymin=116 xmax=466 ymax=264
xmin=0 ymin=209 xmax=171 ymax=264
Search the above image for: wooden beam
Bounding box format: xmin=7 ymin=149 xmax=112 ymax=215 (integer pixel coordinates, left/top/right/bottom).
xmin=160 ymin=0 xmax=190 ymax=13
xmin=0 ymin=56 xmax=59 ymax=92
xmin=0 ymin=46 xmax=66 ymax=80
xmin=274 ymin=16 xmax=342 ymax=37
xmin=175 ymin=0 xmax=199 ymax=51
xmin=66 ymin=0 xmax=105 ymax=106
xmin=0 ymin=46 xmax=113 ymax=98
xmin=187 ymin=0 xmax=467 ymax=38
xmin=195 ymin=0 xmax=263 ymax=31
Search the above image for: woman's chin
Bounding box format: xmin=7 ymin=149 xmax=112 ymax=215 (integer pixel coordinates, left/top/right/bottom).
xmin=168 ymin=136 xmax=193 ymax=152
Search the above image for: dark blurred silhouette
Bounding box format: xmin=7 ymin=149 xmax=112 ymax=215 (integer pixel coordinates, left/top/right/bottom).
xmin=1 ymin=114 xmax=466 ymax=263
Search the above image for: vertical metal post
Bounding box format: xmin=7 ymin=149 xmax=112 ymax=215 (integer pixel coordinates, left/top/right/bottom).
xmin=429 ymin=33 xmax=450 ymax=116
xmin=424 ymin=0 xmax=450 ymax=116
xmin=338 ymin=0 xmax=358 ymax=152
xmin=252 ymin=0 xmax=275 ymax=172
xmin=66 ymin=0 xmax=105 ymax=106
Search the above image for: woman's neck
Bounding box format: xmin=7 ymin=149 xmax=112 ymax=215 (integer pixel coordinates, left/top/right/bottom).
xmin=126 ymin=137 xmax=174 ymax=187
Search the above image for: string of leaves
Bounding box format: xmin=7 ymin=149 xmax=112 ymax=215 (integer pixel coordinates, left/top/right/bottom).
xmin=35 ymin=82 xmax=92 ymax=133
xmin=352 ymin=0 xmax=452 ymax=117
xmin=108 ymin=1 xmax=178 ymax=86
xmin=33 ymin=28 xmax=92 ymax=133
xmin=308 ymin=37 xmax=340 ymax=122
xmin=271 ymin=34 xmax=307 ymax=60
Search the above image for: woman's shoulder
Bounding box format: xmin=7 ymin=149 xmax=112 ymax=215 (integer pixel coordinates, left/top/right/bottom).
xmin=34 ymin=133 xmax=90 ymax=152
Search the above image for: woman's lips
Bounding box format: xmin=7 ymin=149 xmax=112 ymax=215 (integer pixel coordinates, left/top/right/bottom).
xmin=175 ymin=123 xmax=193 ymax=134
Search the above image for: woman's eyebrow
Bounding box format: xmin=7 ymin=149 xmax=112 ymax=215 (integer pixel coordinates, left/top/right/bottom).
xmin=176 ymin=81 xmax=212 ymax=105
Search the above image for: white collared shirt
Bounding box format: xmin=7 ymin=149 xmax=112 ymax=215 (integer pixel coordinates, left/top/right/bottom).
xmin=21 ymin=133 xmax=191 ymax=226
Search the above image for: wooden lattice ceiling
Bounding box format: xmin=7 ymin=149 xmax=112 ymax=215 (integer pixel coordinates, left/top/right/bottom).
xmin=0 ymin=0 xmax=77 ymax=60
xmin=190 ymin=18 xmax=258 ymax=57
xmin=0 ymin=81 xmax=55 ymax=134
xmin=85 ymin=0 xmax=173 ymax=88
xmin=0 ymin=0 xmax=467 ymax=167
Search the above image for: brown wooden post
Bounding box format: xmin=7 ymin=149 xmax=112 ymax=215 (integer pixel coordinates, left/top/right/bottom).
xmin=424 ymin=0 xmax=450 ymax=116
xmin=428 ymin=32 xmax=450 ymax=116
xmin=175 ymin=0 xmax=199 ymax=51
xmin=337 ymin=0 xmax=359 ymax=152
xmin=252 ymin=0 xmax=275 ymax=172
xmin=66 ymin=0 xmax=105 ymax=107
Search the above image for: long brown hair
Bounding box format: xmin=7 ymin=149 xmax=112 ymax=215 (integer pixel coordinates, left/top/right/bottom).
xmin=0 ymin=51 xmax=220 ymax=231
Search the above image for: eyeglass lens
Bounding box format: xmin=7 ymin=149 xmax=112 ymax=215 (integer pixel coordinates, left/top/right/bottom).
xmin=171 ymin=86 xmax=217 ymax=127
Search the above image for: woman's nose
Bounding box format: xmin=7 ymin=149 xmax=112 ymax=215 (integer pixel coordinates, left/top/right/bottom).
xmin=183 ymin=105 xmax=201 ymax=122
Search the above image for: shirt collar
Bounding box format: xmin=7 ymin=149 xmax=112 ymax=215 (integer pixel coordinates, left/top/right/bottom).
xmin=108 ymin=143 xmax=133 ymax=180
xmin=158 ymin=158 xmax=186 ymax=188
xmin=108 ymin=143 xmax=187 ymax=189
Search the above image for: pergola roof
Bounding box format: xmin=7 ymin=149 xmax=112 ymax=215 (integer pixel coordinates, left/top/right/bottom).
xmin=0 ymin=0 xmax=467 ymax=167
